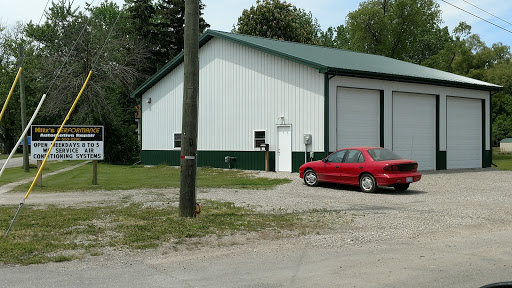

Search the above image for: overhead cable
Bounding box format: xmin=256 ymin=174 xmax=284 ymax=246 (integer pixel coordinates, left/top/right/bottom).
xmin=439 ymin=0 xmax=512 ymax=34
xmin=44 ymin=0 xmax=97 ymax=95
xmin=460 ymin=0 xmax=512 ymax=28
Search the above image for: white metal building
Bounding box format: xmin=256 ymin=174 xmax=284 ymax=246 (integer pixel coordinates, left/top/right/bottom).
xmin=130 ymin=30 xmax=501 ymax=172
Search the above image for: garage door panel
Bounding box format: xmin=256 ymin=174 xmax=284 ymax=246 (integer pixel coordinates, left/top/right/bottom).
xmin=447 ymin=97 xmax=482 ymax=169
xmin=392 ymin=92 xmax=436 ymax=170
xmin=336 ymin=88 xmax=380 ymax=149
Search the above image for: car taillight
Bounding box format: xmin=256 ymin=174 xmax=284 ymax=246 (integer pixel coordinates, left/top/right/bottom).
xmin=383 ymin=165 xmax=399 ymax=171
xmin=384 ymin=163 xmax=418 ymax=171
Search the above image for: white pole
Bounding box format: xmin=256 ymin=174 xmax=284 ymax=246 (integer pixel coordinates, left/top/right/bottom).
xmin=0 ymin=94 xmax=46 ymax=178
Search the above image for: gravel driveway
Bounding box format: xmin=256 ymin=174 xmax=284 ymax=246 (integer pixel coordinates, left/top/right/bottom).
xmin=201 ymin=168 xmax=512 ymax=244
xmin=1 ymin=168 xmax=512 ymax=288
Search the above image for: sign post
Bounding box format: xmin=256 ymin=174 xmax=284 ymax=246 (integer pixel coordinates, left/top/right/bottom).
xmin=36 ymin=160 xmax=42 ymax=186
xmin=93 ymin=160 xmax=98 ymax=185
xmin=31 ymin=125 xmax=104 ymax=184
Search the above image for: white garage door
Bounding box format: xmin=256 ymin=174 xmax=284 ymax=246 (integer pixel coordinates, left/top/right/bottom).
xmin=336 ymin=87 xmax=380 ymax=149
xmin=447 ymin=97 xmax=482 ymax=169
xmin=392 ymin=92 xmax=436 ymax=170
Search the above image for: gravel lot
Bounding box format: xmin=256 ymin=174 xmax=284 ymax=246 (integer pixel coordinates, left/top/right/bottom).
xmin=200 ymin=168 xmax=512 ymax=245
xmin=2 ymin=168 xmax=512 ymax=287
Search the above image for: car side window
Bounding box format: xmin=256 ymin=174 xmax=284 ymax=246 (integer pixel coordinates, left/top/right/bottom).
xmin=326 ymin=150 xmax=346 ymax=163
xmin=343 ymin=150 xmax=364 ymax=163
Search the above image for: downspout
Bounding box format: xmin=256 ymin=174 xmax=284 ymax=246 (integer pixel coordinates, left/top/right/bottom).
xmin=324 ymin=71 xmax=336 ymax=157
xmin=490 ymin=90 xmax=498 ymax=167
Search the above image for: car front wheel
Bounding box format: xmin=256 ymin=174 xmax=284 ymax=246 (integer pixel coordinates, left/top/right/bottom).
xmin=359 ymin=173 xmax=377 ymax=193
xmin=394 ymin=183 xmax=410 ymax=191
xmin=303 ymin=169 xmax=319 ymax=187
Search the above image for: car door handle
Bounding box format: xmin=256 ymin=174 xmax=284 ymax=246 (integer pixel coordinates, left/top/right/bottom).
xmin=336 ymin=166 xmax=339 ymax=168
xmin=359 ymin=166 xmax=363 ymax=169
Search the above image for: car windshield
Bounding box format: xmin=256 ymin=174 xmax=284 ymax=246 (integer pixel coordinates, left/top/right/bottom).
xmin=367 ymin=148 xmax=403 ymax=161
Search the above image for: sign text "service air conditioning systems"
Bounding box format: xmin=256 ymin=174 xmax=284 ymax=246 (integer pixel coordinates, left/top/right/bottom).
xmin=30 ymin=125 xmax=104 ymax=160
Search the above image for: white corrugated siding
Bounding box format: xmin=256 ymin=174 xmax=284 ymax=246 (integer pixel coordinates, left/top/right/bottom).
xmin=141 ymin=65 xmax=184 ymax=150
xmin=142 ymin=38 xmax=324 ymax=152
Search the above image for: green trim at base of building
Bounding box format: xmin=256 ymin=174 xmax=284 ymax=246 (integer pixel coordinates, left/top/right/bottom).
xmin=141 ymin=150 xmax=276 ymax=171
xmin=436 ymin=151 xmax=447 ymax=170
xmin=483 ymin=150 xmax=492 ymax=168
xmin=141 ymin=149 xmax=491 ymax=171
xmin=141 ymin=150 xmax=331 ymax=172
xmin=435 ymin=150 xmax=492 ymax=169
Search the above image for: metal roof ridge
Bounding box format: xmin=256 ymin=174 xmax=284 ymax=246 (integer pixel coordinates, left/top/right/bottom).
xmin=131 ymin=29 xmax=503 ymax=98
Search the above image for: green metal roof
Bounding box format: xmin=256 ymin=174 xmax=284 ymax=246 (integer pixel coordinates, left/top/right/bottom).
xmin=501 ymin=138 xmax=512 ymax=143
xmin=130 ymin=30 xmax=502 ymax=98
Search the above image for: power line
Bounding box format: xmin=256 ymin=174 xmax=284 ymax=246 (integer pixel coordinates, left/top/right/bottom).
xmin=44 ymin=0 xmax=98 ymax=96
xmin=92 ymin=10 xmax=122 ymax=69
xmin=460 ymin=0 xmax=512 ymax=28
xmin=439 ymin=0 xmax=512 ymax=35
xmin=37 ymin=0 xmax=51 ymax=26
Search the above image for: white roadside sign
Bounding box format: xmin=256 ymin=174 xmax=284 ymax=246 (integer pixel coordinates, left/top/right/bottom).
xmin=30 ymin=125 xmax=104 ymax=160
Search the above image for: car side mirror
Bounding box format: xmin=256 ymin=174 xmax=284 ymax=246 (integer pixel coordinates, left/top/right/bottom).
xmin=322 ymin=158 xmax=328 ymax=163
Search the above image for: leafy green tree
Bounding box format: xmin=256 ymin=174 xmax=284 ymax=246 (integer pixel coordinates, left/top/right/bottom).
xmin=0 ymin=24 xmax=41 ymax=154
xmin=318 ymin=25 xmax=350 ymax=49
xmin=345 ymin=0 xmax=450 ymax=63
xmin=152 ymin=0 xmax=209 ymax=65
xmin=234 ymin=0 xmax=321 ymax=44
xmin=24 ymin=0 xmax=146 ymax=163
xmin=125 ymin=0 xmax=209 ymax=74
xmin=423 ymin=22 xmax=511 ymax=79
xmin=485 ymin=61 xmax=512 ymax=145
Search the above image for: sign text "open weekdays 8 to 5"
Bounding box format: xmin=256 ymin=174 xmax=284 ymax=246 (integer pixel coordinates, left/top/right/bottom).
xmin=30 ymin=125 xmax=104 ymax=160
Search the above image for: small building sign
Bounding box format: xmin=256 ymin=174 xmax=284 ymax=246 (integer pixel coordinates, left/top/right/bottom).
xmin=30 ymin=125 xmax=104 ymax=160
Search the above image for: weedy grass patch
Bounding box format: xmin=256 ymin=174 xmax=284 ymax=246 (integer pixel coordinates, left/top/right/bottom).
xmin=0 ymin=201 xmax=317 ymax=265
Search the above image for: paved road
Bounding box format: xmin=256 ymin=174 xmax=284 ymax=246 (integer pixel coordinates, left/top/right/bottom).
xmin=0 ymin=229 xmax=510 ymax=288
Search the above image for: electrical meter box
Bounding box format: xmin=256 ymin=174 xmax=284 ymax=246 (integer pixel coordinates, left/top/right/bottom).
xmin=303 ymin=134 xmax=312 ymax=145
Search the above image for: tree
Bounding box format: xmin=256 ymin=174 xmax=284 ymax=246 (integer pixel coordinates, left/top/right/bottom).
xmin=125 ymin=0 xmax=209 ymax=74
xmin=0 ymin=24 xmax=40 ymax=154
xmin=24 ymin=0 xmax=148 ymax=163
xmin=485 ymin=61 xmax=512 ymax=146
xmin=423 ymin=22 xmax=511 ymax=79
xmin=345 ymin=0 xmax=450 ymax=63
xmin=318 ymin=25 xmax=350 ymax=49
xmin=234 ymin=0 xmax=321 ymax=45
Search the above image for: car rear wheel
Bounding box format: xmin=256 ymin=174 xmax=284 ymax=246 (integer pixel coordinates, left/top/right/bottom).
xmin=303 ymin=169 xmax=319 ymax=187
xmin=359 ymin=173 xmax=377 ymax=193
xmin=394 ymin=183 xmax=410 ymax=191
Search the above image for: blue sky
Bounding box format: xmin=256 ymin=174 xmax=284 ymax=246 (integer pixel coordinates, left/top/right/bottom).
xmin=1 ymin=0 xmax=511 ymax=48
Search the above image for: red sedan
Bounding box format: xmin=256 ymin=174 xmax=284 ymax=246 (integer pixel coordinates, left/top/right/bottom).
xmin=299 ymin=147 xmax=421 ymax=192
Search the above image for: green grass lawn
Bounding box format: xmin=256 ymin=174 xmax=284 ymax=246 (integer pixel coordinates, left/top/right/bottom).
xmin=0 ymin=153 xmax=22 ymax=160
xmin=0 ymin=161 xmax=85 ymax=185
xmin=493 ymin=152 xmax=512 ymax=171
xmin=0 ymin=163 xmax=305 ymax=266
xmin=11 ymin=163 xmax=291 ymax=192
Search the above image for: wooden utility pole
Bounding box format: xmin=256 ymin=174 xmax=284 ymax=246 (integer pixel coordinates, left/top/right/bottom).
xmin=179 ymin=0 xmax=200 ymax=217
xmin=18 ymin=45 xmax=29 ymax=172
